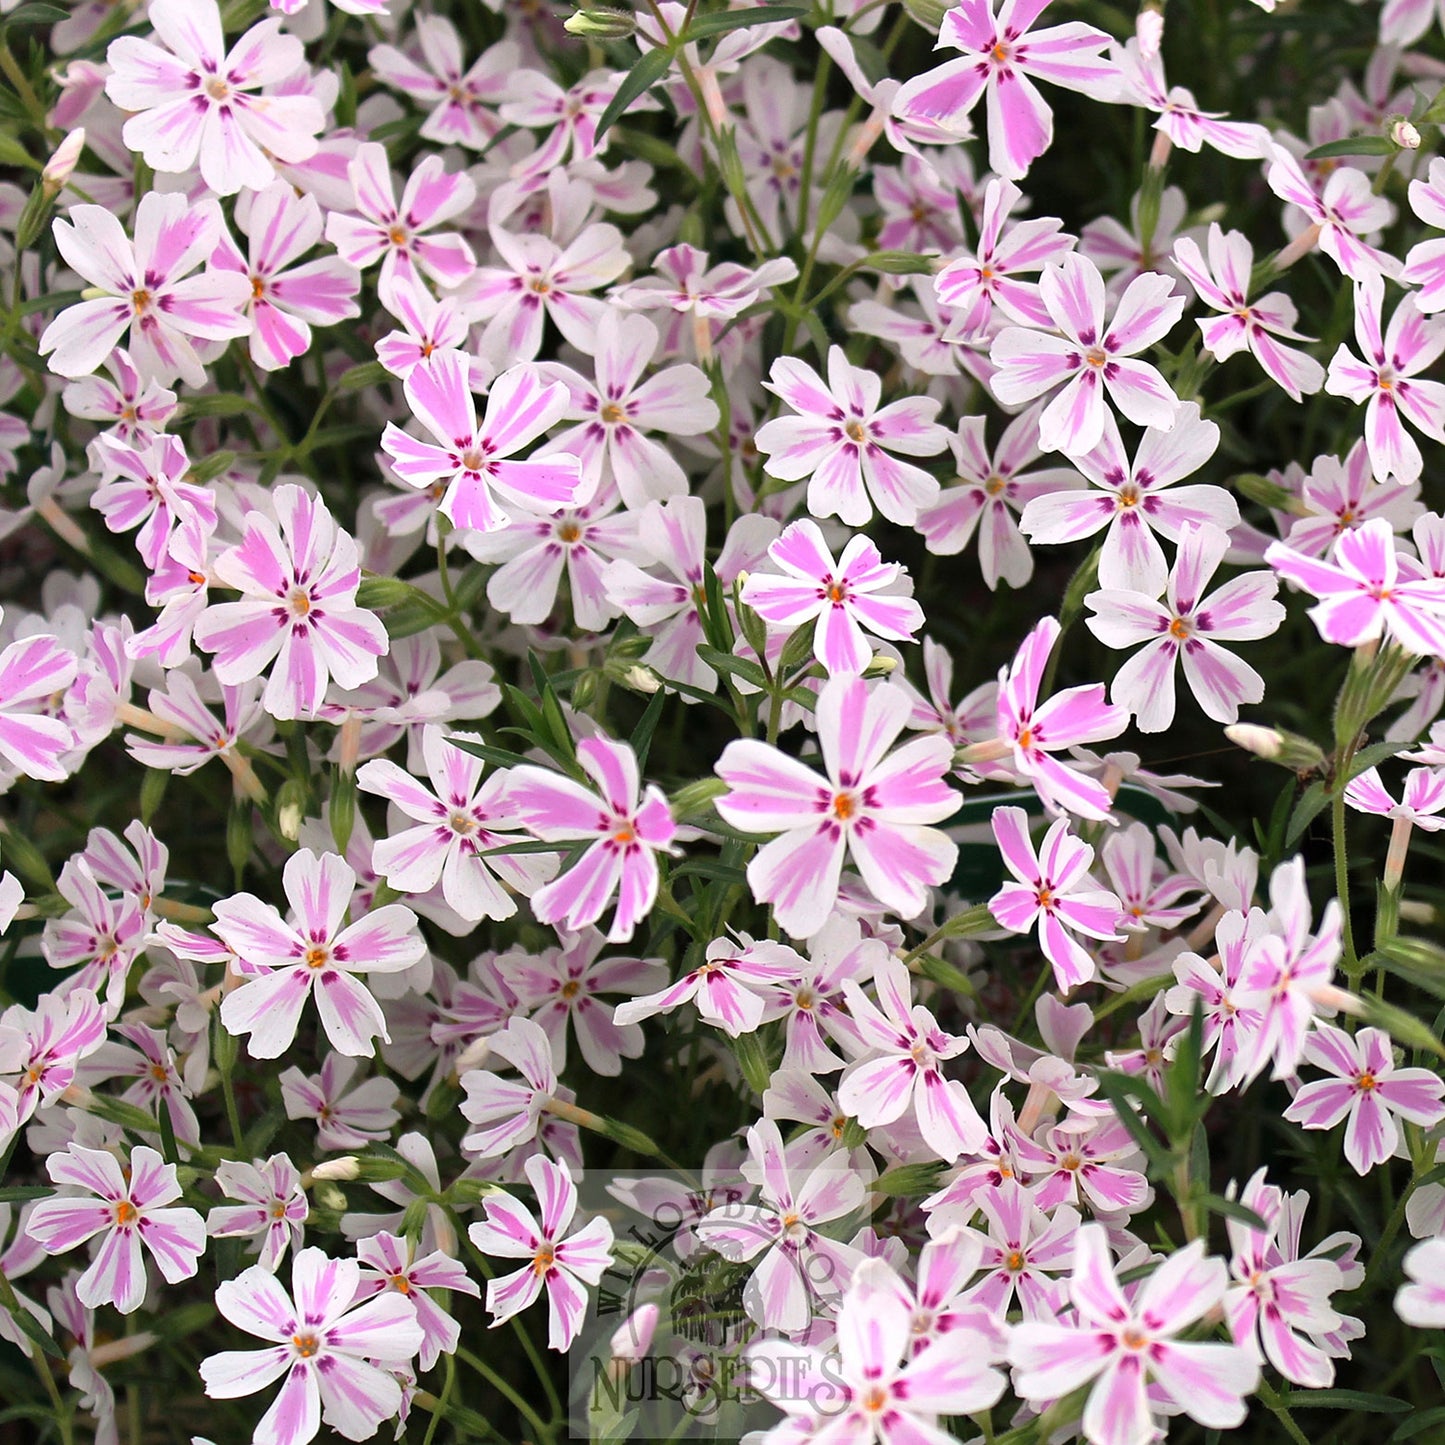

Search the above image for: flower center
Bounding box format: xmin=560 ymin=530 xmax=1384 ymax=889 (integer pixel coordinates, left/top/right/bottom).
xmin=1168 ymin=616 xmax=1190 ymax=640
xmin=1117 ymin=484 xmax=1141 ymax=508
xmin=1084 ymin=346 xmax=1108 ymax=369
xmin=114 ymin=1200 xmax=138 ymax=1227
xmin=1005 ymin=1249 xmax=1026 ymax=1272
xmin=831 ymin=791 xmax=857 ymax=821
xmin=600 ymin=402 xmax=626 ymax=424
xmin=304 ymin=946 xmax=329 ymax=970
xmin=388 ymin=226 xmax=409 ymax=247
xmin=251 ymin=275 xmax=266 ymax=300
xmin=292 ymin=1332 xmax=320 ymax=1358
xmin=1120 ymin=1326 xmax=1149 ymax=1351
xmin=131 ymin=288 xmax=152 ymax=315
xmin=1016 ymin=726 xmax=1033 ymax=750
xmin=449 ymin=810 xmax=477 ymax=835
xmin=205 ymin=77 xmax=230 ymax=102
xmin=390 ymin=1273 xmax=412 ymax=1294
xmin=533 ymin=1245 xmax=556 ymax=1275
xmin=860 ymin=1384 xmax=889 ymax=1414
xmin=556 ymin=521 xmax=582 ymax=543
xmin=1357 ymin=1072 xmax=1378 ymax=1091
xmin=613 ymin=825 xmax=636 ymax=845
xmin=843 ymin=420 xmax=867 ymax=443
xmin=984 ymin=474 xmax=1006 ymax=496
xmin=560 ymin=979 xmax=581 ymax=1000
xmin=460 ymin=448 xmax=484 ymax=471
xmin=149 ymin=1063 xmax=169 ymax=1082
xmin=824 ymin=581 xmax=848 ymax=603
xmin=270 ymin=1202 xmax=287 ymax=1220
xmin=288 ymin=586 xmax=312 ymax=618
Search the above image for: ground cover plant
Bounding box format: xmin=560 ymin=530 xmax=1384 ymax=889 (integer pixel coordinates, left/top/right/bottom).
xmin=2 ymin=0 xmax=1445 ymax=1443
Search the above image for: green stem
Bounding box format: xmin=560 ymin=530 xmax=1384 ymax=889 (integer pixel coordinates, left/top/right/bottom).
xmin=0 ymin=1272 xmax=73 ymax=1445
xmin=1257 ymin=1376 xmax=1312 ymax=1445
xmin=456 ymin=1345 xmax=556 ymax=1443
xmin=0 ymin=39 xmax=48 ymax=128
xmin=1332 ymin=745 xmax=1359 ymax=982
xmin=421 ymin=1352 xmax=457 ymax=1445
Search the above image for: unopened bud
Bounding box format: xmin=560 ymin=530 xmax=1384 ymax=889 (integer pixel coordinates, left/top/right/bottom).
xmin=902 ymin=0 xmax=951 ymax=29
xmin=1135 ymin=6 xmax=1164 ymax=59
xmin=609 ymin=1303 xmax=659 ymax=1367
xmin=621 ymin=664 xmax=661 ymax=694
xmin=863 ymin=654 xmax=898 ymax=678
xmin=453 ymin=1035 xmax=491 ymax=1077
xmin=1234 ymin=471 xmax=1302 ymax=512
xmin=874 ymin=1162 xmax=946 ymax=1197
xmin=1224 ymin=724 xmax=1327 ymax=770
xmin=1393 ymin=119 xmax=1422 ymax=150
xmin=43 ymin=128 xmax=85 ymax=192
xmin=310 ymin=1157 xmax=360 ymax=1182
xmin=563 ymin=5 xmax=637 ymax=39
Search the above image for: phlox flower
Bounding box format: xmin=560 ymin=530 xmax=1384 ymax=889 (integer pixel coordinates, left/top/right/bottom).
xmin=1011 ymin=1226 xmax=1259 ymax=1445
xmin=29 ymin=1143 xmax=206 ymax=1315
xmin=496 ymin=930 xmax=667 ymax=1076
xmin=461 ymin=222 xmax=631 ymax=363
xmin=1021 ymin=403 xmax=1236 ymax=594
xmin=991 ymin=615 xmax=1129 ymax=819
xmin=754 ymin=345 xmax=951 ymax=527
xmin=459 ymin=1015 xmax=559 ymax=1159
xmin=357 ymin=725 xmax=555 ymax=923
xmin=1165 ymin=909 xmax=1267 ymax=1093
xmin=212 ymin=848 xmax=427 ymax=1059
xmin=741 ymin=519 xmax=923 ymax=677
xmin=499 ymin=69 xmax=631 ymax=177
xmin=105 ymin=0 xmax=323 ymax=196
xmin=353 ymin=1231 xmax=480 ymax=1372
xmin=611 ymin=935 xmax=801 ymax=1039
xmin=769 ymin=913 xmax=883 ymax=1072
xmin=504 ymin=736 xmax=678 ymax=943
xmin=61 ymin=348 xmax=177 ymax=445
xmin=213 ymin=180 xmax=362 ymax=373
xmin=193 ymin=485 xmax=388 ymax=721
xmin=325 ymin=143 xmax=477 ymax=308
xmin=124 ymin=675 xmax=267 ymax=778
xmin=1283 ymin=1024 xmax=1445 ymax=1174
xmin=43 ymin=858 xmax=147 ymax=1017
xmin=990 ymin=252 xmax=1185 ymax=457
xmin=368 ymin=17 xmax=517 ymax=149
xmin=696 ymin=1117 xmax=865 ymax=1334
xmin=373 ymin=280 xmax=469 ymax=380
xmin=1403 ymin=158 xmax=1445 ymax=310
xmin=1282 ymin=440 xmax=1422 ymax=559
xmin=537 ymin=311 xmax=719 ymax=509
xmin=1224 ymin=1168 xmax=1350 ymax=1387
xmin=207 ymin=1156 xmax=308 ymax=1273
xmin=747 ymin=1256 xmax=1007 ymax=1438
xmin=90 ymin=432 xmax=215 ymax=572
xmin=1266 ymin=146 xmax=1400 ymax=282
xmin=1265 ymin=516 xmax=1445 ymax=656
xmin=1086 ymin=521 xmax=1284 ymax=731
xmin=1397 ymin=1239 xmax=1445 ymax=1327
xmin=380 ymin=349 xmax=587 ymax=535
xmin=958 ymin=1179 xmax=1079 ymax=1321
xmin=0 ymin=990 xmax=107 ymax=1125
xmin=199 ymin=1248 xmax=423 ymax=1445
xmin=916 ymin=405 xmax=1085 ymax=590
xmin=1172 ymin=224 xmax=1325 ymax=400
xmin=1010 ymin=1114 xmax=1151 ymax=1215
xmin=0 ymin=1203 xmax=49 ymax=1357
xmin=714 ymin=676 xmax=960 ymax=938
xmin=85 ymin=1020 xmax=198 ymax=1146
xmin=0 ymin=628 xmax=78 ymax=782
xmin=280 ymin=1055 xmax=400 ymax=1154
xmin=40 ymin=193 xmax=252 ymax=386
xmin=989 ymin=806 xmax=1123 ymax=992
xmin=1325 ymin=274 xmax=1445 ymax=486
xmin=838 ymin=954 xmax=989 ymax=1160
xmin=468 ymin=1154 xmax=615 ymax=1352
xmin=897 ymin=636 xmax=998 ymax=750
xmin=893 ymin=0 xmax=1116 ymax=179
xmin=1345 ymin=764 xmax=1445 ymax=828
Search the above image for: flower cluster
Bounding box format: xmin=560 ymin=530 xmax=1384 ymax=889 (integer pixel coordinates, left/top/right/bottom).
xmin=0 ymin=2 xmax=1444 ymax=1445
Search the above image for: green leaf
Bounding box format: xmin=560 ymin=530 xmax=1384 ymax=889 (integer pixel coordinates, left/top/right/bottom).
xmin=189 ymin=449 xmax=239 ymax=483
xmin=1 ymin=4 xmax=69 ymax=25
xmin=697 ymin=644 xmax=769 ymax=691
xmin=683 ymin=4 xmax=807 ymax=39
xmin=0 ymin=1185 xmax=50 ymax=1203
xmin=632 ymin=688 xmax=667 ymax=771
xmin=448 ymin=736 xmax=532 ymax=771
xmin=338 ymin=360 xmax=390 ymax=391
xmin=181 ymin=394 xmax=257 ymax=419
xmin=1394 ymin=1405 xmax=1445 ymax=1440
xmin=1095 ymin=1072 xmax=1172 ymax=1173
xmin=1277 ymin=1390 xmax=1410 ymax=1414
xmin=1192 ymin=1193 xmax=1269 ymax=1231
xmin=860 ymin=250 xmax=936 ymax=275
xmin=595 ymin=45 xmax=674 ymax=142
xmin=1304 ymin=136 xmax=1399 ymax=159
xmin=1284 ymin=779 xmax=1330 ymax=847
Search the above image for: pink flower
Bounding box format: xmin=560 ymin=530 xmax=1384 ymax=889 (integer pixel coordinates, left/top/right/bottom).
xmin=41 ymin=193 xmax=251 ymax=385
xmin=380 ymin=349 xmax=586 ymax=535
xmin=460 ymin=223 xmax=630 ymax=363
xmin=916 ymin=405 xmax=1085 ymax=590
xmin=838 ymin=954 xmax=988 ymax=1160
xmin=207 ymin=1156 xmax=308 ymax=1273
xmin=0 ymin=990 xmax=106 ymax=1125
xmin=1403 ymin=158 xmax=1445 ymax=310
xmin=353 ymin=1231 xmax=480 ymax=1372
xmin=61 ymin=348 xmax=177 ymax=445
xmin=325 ymin=143 xmax=477 ymax=308
xmin=468 ymin=1154 xmax=615 ymax=1351
xmin=893 ymin=0 xmax=1116 ymax=180
xmin=1265 ymin=516 xmax=1445 ymax=656
xmin=714 ymin=676 xmax=960 ymax=938
xmin=1266 ymin=146 xmax=1400 ymax=283
xmin=747 ymin=1256 xmax=1007 ymax=1434
xmin=1283 ymin=1023 xmax=1445 ymax=1174
xmin=1325 ymin=274 xmax=1445 ymax=486
xmin=212 ymin=848 xmax=427 ymax=1059
xmin=1011 ymin=1226 xmax=1259 ymax=1445
xmin=193 ymin=485 xmax=388 ymax=720
xmin=696 ymin=1118 xmax=865 ymax=1333
xmin=1086 ymin=521 xmax=1284 ymax=731
xmin=991 ymin=253 xmax=1185 ymax=456
xmin=1397 ymin=1239 xmax=1445 ymax=1327
xmin=90 ymin=431 xmax=215 ymax=571
xmin=990 ymin=806 xmax=1123 ymax=991
xmin=29 ymin=1143 xmax=206 ymax=1314
xmin=504 ymin=736 xmax=678 ymax=943
xmin=934 ymin=178 xmax=1075 ymax=337
xmin=280 ymin=1055 xmax=399 ymax=1153
xmin=1021 ymin=403 xmax=1235 ymax=594
xmin=754 ymin=345 xmax=951 ymax=526
xmin=1166 ymin=909 xmax=1266 ymax=1094
xmin=358 ymin=725 xmax=555 ymax=922
xmin=1224 ymin=1168 xmax=1350 ymax=1388
xmin=611 ymin=935 xmax=800 ymax=1039
xmin=212 ymin=181 xmax=361 ymax=372
xmin=1345 ymin=764 xmax=1445 ymax=827
xmin=105 ymin=0 xmax=323 ymax=195
xmin=460 ymin=1016 xmax=559 ymax=1159
xmin=496 ymin=930 xmax=666 ymax=1076
xmin=992 ymin=615 xmax=1129 ymax=819
xmin=368 ymin=18 xmax=517 ymax=149
xmin=1172 ymin=225 xmax=1325 ymax=401
xmin=199 ymin=1247 xmax=423 ymax=1445
xmin=742 ymin=520 xmax=923 ymax=676
xmin=957 ymin=1179 xmax=1079 ymax=1321
xmin=538 ymin=311 xmax=719 ymax=508
xmin=0 ymin=630 xmax=77 ymax=782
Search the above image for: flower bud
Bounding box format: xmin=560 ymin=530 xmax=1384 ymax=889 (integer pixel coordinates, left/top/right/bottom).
xmin=902 ymin=0 xmax=951 ymax=30
xmin=310 ymin=1156 xmax=361 ymax=1182
xmin=564 ymin=5 xmax=637 ymax=40
xmin=1135 ymin=6 xmax=1164 ymax=59
xmin=453 ymin=1034 xmax=491 ymax=1076
xmin=42 ymin=128 xmax=85 ymax=193
xmin=863 ymin=653 xmax=898 ymax=678
xmin=621 ymin=664 xmax=661 ymax=694
xmin=609 ymin=1303 xmax=659 ymax=1367
xmin=1393 ymin=119 xmax=1422 ymax=150
xmin=1224 ymin=723 xmax=1326 ymax=770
